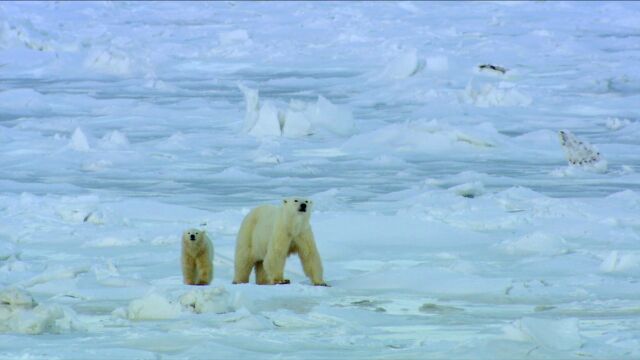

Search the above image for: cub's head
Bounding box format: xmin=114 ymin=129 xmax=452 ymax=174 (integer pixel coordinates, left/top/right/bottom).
xmin=282 ymin=197 xmax=313 ymax=219
xmin=182 ymin=228 xmax=207 ymax=248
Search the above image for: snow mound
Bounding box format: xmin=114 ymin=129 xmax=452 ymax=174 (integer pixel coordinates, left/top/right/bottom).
xmin=254 ymin=101 xmax=283 ymax=137
xmin=558 ymin=130 xmax=607 ymax=172
xmin=305 ymin=95 xmax=354 ymax=136
xmin=239 ymin=85 xmax=354 ymax=138
xmin=21 ymin=265 xmax=89 ymax=288
xmin=0 ymin=288 xmax=80 ymax=334
xmin=344 ymin=119 xmax=500 ymax=153
xmin=500 ymin=232 xmax=570 ymax=256
xmin=82 ymin=160 xmax=113 ymax=172
xmin=68 ymin=128 xmax=91 ymax=152
xmin=0 ymin=288 xmax=36 ymax=309
xmin=449 ymin=181 xmax=485 ymax=198
xmin=0 ymin=20 xmax=57 ymax=52
xmin=119 ymin=293 xmax=182 ymax=320
xmin=600 ymin=251 xmax=640 ymax=274
xmin=84 ymin=48 xmax=133 ymax=76
xmin=381 ymin=48 xmax=424 ymax=80
xmin=239 ymin=84 xmax=283 ymax=137
xmin=239 ymin=84 xmax=260 ymax=133
xmin=504 ymin=317 xmax=582 ymax=351
xmin=605 ymin=117 xmax=631 ymax=131
xmin=99 ymin=130 xmax=130 ymax=149
xmin=179 ymin=287 xmax=235 ymax=314
xmin=282 ymin=100 xmax=313 ymax=138
xmin=251 ymin=140 xmax=283 ymax=164
xmin=461 ymin=82 xmax=532 ymax=107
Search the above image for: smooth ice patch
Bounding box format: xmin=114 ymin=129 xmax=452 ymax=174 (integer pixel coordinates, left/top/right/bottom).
xmin=0 ymin=88 xmax=50 ymax=114
xmin=84 ymin=48 xmax=133 ymax=76
xmin=426 ymin=55 xmax=449 ymax=72
xmin=0 ymin=241 xmax=18 ymax=261
xmin=504 ymin=317 xmax=582 ymax=351
xmin=500 ymin=232 xmax=570 ymax=256
xmin=218 ymin=29 xmax=251 ymax=47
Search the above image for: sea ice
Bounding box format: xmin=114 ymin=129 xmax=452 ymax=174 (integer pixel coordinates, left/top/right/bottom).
xmin=122 ymin=293 xmax=182 ymax=321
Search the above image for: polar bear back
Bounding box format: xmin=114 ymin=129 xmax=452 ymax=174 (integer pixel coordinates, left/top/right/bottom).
xmin=247 ymin=204 xmax=280 ymax=260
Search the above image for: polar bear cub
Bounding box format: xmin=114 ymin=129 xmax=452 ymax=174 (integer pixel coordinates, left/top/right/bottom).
xmin=233 ymin=197 xmax=327 ymax=286
xmin=181 ymin=228 xmax=214 ymax=285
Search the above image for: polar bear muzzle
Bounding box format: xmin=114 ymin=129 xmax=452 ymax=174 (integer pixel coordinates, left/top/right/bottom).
xmin=190 ymin=234 xmax=196 ymax=241
xmin=299 ymin=203 xmax=307 ymax=212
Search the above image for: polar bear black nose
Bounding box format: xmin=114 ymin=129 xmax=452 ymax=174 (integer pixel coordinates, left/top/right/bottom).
xmin=299 ymin=203 xmax=307 ymax=212
xmin=190 ymin=234 xmax=196 ymax=241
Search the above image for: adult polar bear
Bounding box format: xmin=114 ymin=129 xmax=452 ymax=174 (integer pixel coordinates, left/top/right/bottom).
xmin=233 ymin=197 xmax=327 ymax=286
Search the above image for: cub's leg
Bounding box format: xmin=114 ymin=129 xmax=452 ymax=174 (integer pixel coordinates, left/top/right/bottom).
xmin=182 ymin=255 xmax=197 ymax=285
xmin=195 ymin=253 xmax=212 ymax=285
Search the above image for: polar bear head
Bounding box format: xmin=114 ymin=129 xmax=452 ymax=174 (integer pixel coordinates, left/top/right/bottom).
xmin=282 ymin=197 xmax=313 ymax=223
xmin=182 ymin=228 xmax=208 ymax=251
xmin=282 ymin=197 xmax=313 ymax=217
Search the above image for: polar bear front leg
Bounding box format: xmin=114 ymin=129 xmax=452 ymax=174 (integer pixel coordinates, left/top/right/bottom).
xmin=297 ymin=230 xmax=327 ymax=286
xmin=182 ymin=255 xmax=197 ymax=285
xmin=263 ymin=228 xmax=291 ymax=285
xmin=254 ymin=261 xmax=270 ymax=285
xmin=195 ymin=252 xmax=212 ymax=285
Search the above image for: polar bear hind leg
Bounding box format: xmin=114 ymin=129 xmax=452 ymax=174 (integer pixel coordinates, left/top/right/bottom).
xmin=233 ymin=211 xmax=258 ymax=284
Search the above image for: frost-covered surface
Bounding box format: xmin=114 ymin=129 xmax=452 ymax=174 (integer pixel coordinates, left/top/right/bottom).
xmin=1 ymin=1 xmax=640 ymax=359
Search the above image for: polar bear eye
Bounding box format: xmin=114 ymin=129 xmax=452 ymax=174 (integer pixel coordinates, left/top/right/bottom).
xmin=305 ymin=200 xmax=309 ymax=204
xmin=294 ymin=200 xmax=298 ymax=203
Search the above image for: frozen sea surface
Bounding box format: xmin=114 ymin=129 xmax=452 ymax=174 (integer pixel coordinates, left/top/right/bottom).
xmin=1 ymin=2 xmax=640 ymax=359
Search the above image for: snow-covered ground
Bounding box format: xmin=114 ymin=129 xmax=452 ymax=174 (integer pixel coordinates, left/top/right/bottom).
xmin=1 ymin=1 xmax=640 ymax=359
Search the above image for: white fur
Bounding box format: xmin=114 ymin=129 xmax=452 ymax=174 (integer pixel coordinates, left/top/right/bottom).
xmin=233 ymin=197 xmax=326 ymax=286
xmin=181 ymin=229 xmax=214 ymax=285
